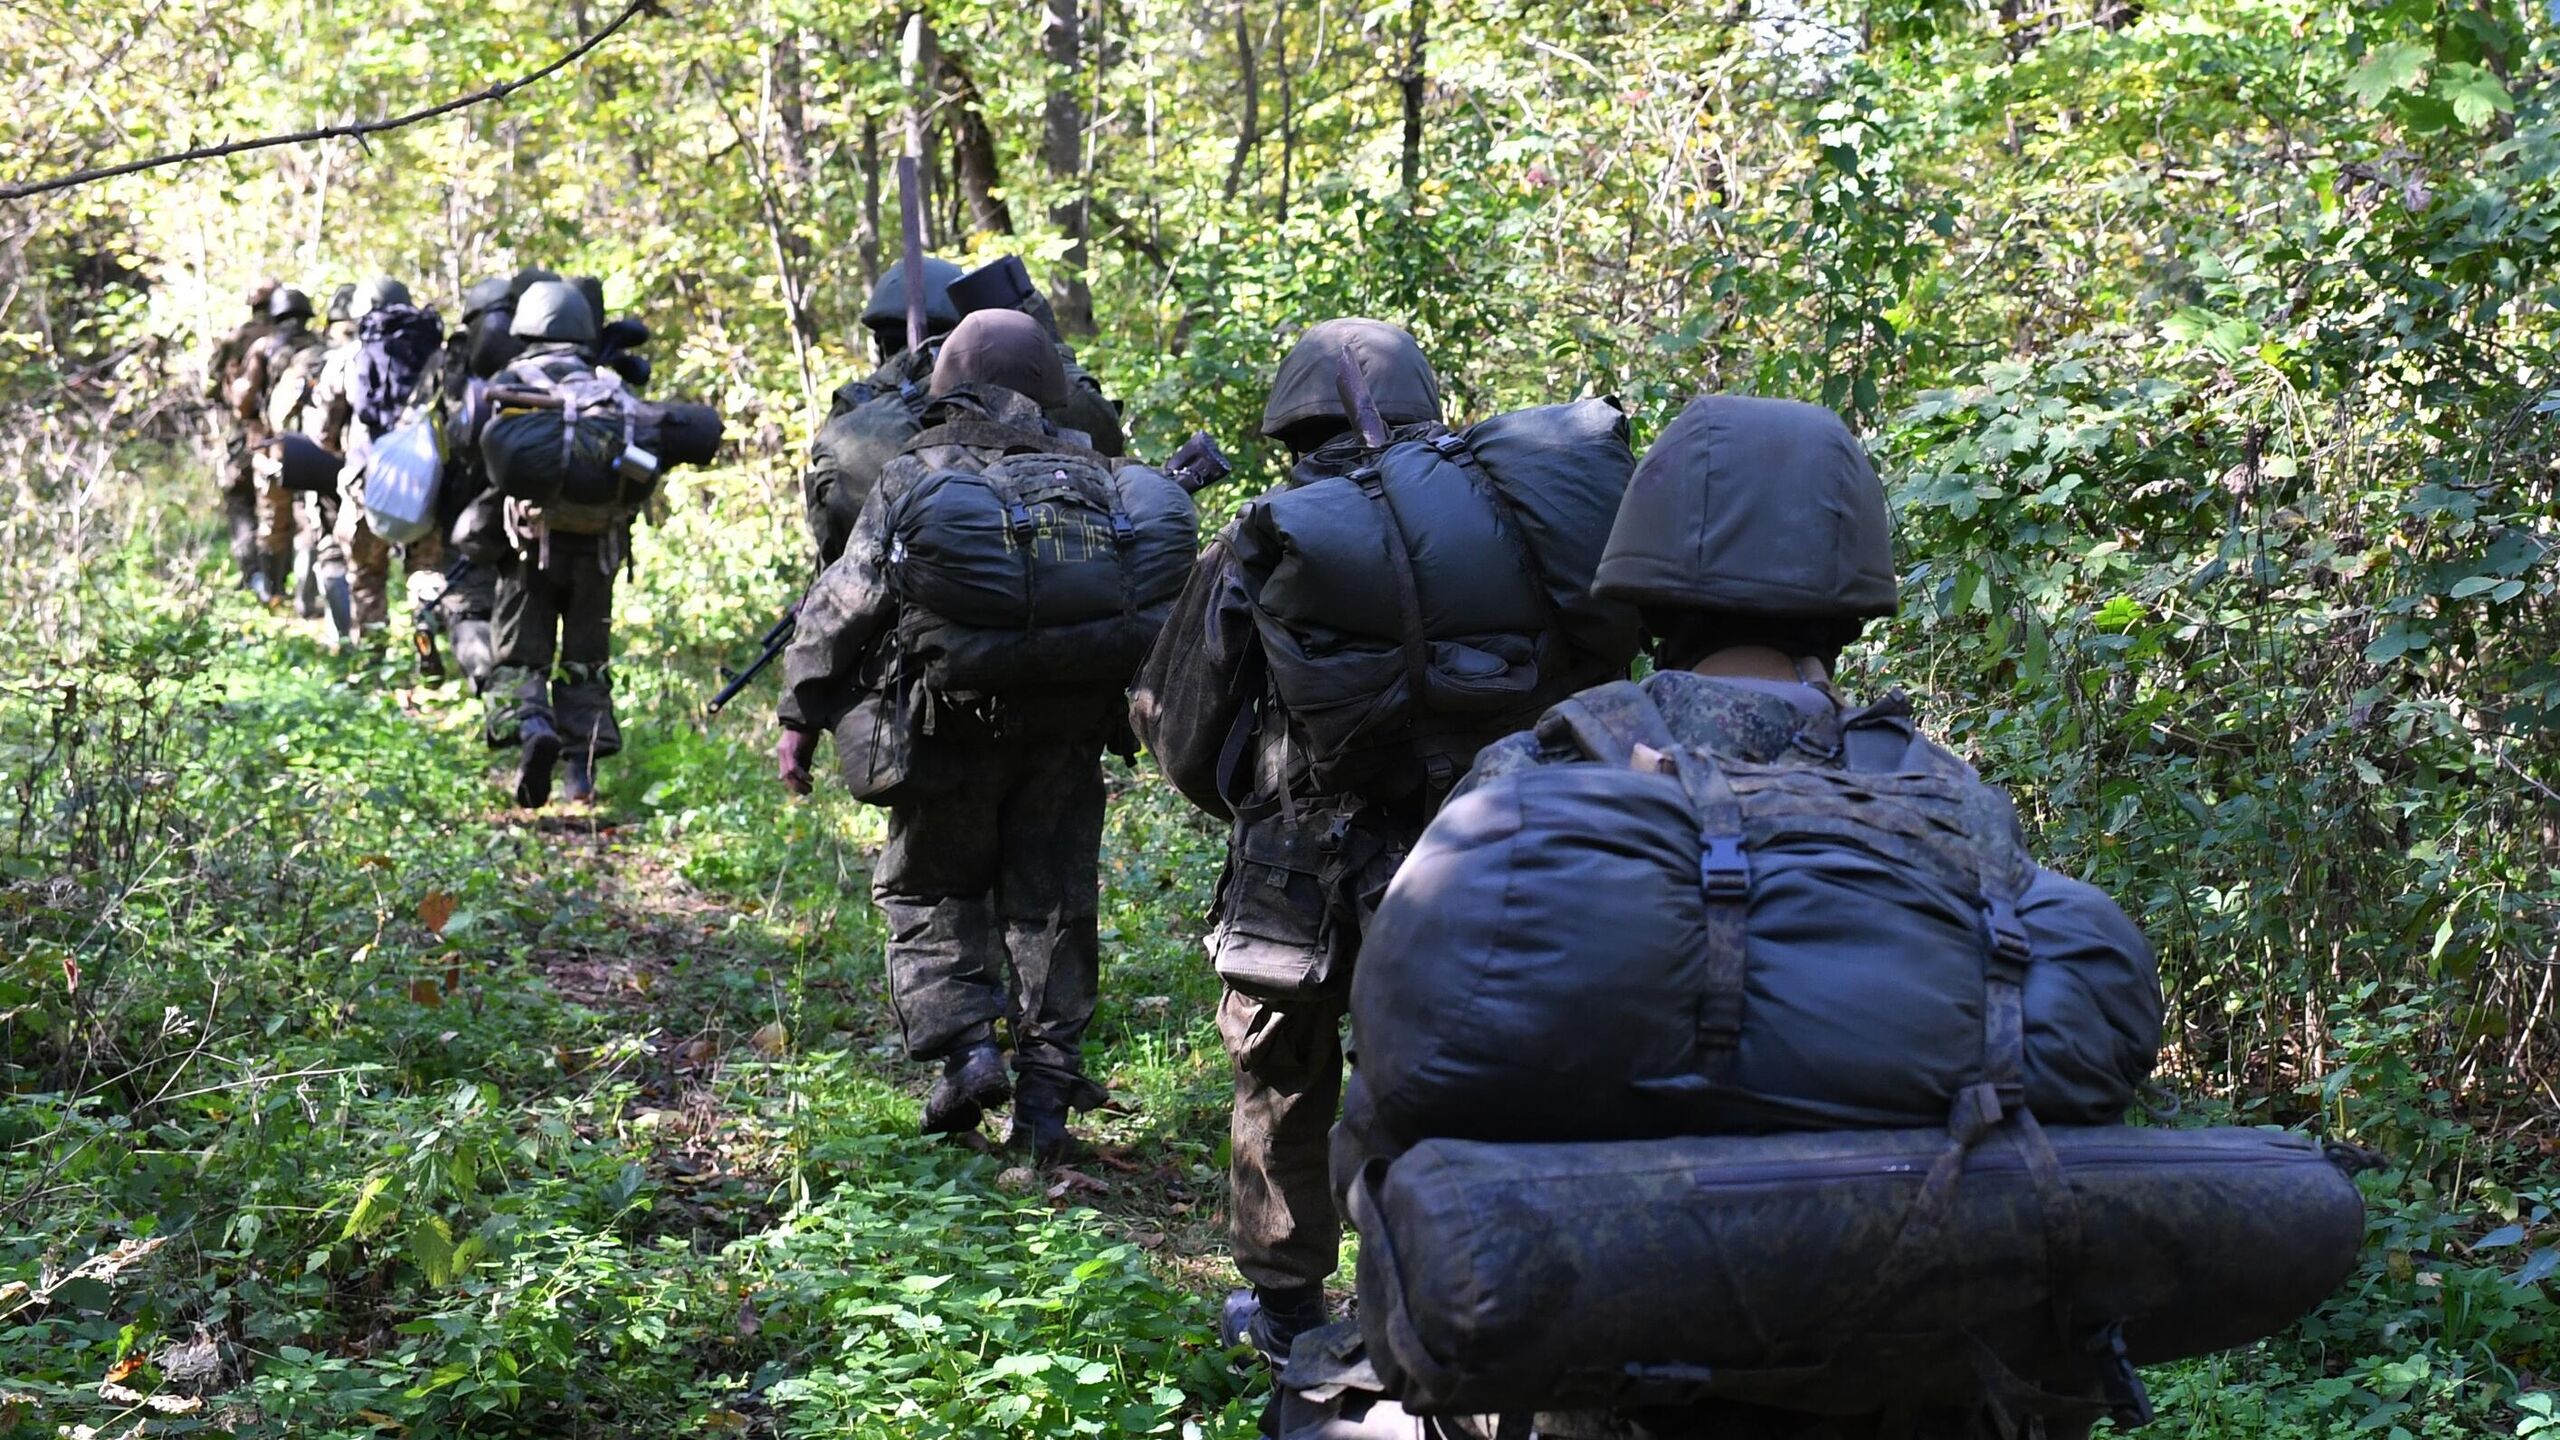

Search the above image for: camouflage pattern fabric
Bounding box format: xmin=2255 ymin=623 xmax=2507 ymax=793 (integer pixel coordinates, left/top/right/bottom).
xmin=873 ymin=727 xmax=1112 ymax=1111
xmin=1462 ymin=670 xmax=1838 ymax=795
xmin=485 ymin=535 xmax=621 ymax=759
xmin=206 ymin=313 xmax=275 ymax=585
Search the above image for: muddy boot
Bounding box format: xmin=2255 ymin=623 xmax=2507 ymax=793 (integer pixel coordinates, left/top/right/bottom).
xmin=559 ymin=752 xmax=596 ymax=804
xmin=513 ymin=715 xmax=562 ymax=809
xmin=921 ymin=1032 xmax=1012 ymax=1136
xmin=1219 ymin=1284 xmax=1328 ymax=1371
xmin=1005 ymin=1101 xmax=1076 ymax=1166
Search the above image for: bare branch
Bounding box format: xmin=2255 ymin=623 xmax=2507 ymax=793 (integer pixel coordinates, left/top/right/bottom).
xmin=0 ymin=0 xmax=653 ymax=203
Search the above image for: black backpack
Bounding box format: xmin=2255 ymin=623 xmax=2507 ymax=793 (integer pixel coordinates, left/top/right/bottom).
xmin=355 ymin=305 xmax=446 ymax=435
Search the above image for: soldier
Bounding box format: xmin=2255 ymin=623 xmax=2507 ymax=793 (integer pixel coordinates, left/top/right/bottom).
xmin=205 ymin=278 xmax=281 ymax=598
xmin=776 ymin=309 xmax=1161 ymax=1163
xmin=803 ymin=257 xmax=1123 ymax=566
xmin=422 ymin=270 xmax=561 ymax=691
xmin=480 ymin=281 xmax=631 ymax=807
xmin=1130 ymin=319 xmax=1452 ymax=1369
xmin=304 ymin=276 xmax=445 ymax=647
xmin=238 ymin=287 xmax=326 ymax=612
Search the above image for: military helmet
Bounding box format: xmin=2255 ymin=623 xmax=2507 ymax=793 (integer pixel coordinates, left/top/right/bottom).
xmin=1593 ymin=394 xmax=1897 ymax=623
xmin=509 ymin=280 xmax=598 ymax=344
xmin=461 ymin=276 xmax=514 ymax=322
xmin=1260 ymin=318 xmax=1444 ymax=445
xmin=245 ymin=277 xmax=282 ymax=310
xmin=267 ymin=287 xmax=315 ymax=321
xmin=351 ymin=276 xmax=412 ymax=319
xmin=930 ymin=310 xmax=1068 ymax=408
xmin=507 ymin=266 xmax=563 ymax=302
xmin=325 ymin=284 xmax=357 ymax=324
xmin=860 ymin=257 xmax=965 ymax=352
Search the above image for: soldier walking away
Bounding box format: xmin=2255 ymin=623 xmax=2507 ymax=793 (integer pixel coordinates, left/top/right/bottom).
xmin=237 ymin=287 xmax=327 ymax=612
xmin=476 ymin=281 xmax=630 ymax=808
xmin=803 ymin=255 xmax=1125 ymax=566
xmin=205 ymin=278 xmax=282 ymax=598
xmin=426 ymin=270 xmax=559 ymax=691
xmin=1131 ymin=317 xmax=1642 ymax=1389
xmin=775 ymin=308 xmax=1197 ymax=1164
xmin=304 ymin=277 xmax=444 ymax=649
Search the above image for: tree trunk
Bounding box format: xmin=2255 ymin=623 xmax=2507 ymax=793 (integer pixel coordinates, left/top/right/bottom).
xmin=770 ymin=32 xmax=818 ymax=350
xmin=1398 ymin=0 xmax=1428 ymax=195
xmin=1043 ymin=0 xmax=1095 ymax=334
xmin=858 ymin=112 xmax=882 ymax=292
xmin=1276 ymin=1 xmax=1294 ymax=222
xmin=1223 ymin=0 xmax=1259 ymax=200
xmin=939 ymin=51 xmax=1017 ymax=237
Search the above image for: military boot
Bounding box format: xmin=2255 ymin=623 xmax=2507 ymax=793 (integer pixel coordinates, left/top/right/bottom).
xmin=514 ymin=714 xmax=562 ymax=809
xmin=321 ymin=576 xmax=356 ymax=650
xmin=559 ymin=752 xmax=596 ymax=804
xmin=1219 ymin=1285 xmax=1328 ymax=1371
xmin=921 ymin=1031 xmax=1012 ymax=1136
xmin=1005 ymin=1100 xmax=1075 ymax=1166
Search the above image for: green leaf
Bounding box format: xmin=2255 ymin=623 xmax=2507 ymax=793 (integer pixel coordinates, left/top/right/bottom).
xmin=2475 ymin=1223 xmax=2527 ymax=1250
xmin=2346 ymin=42 xmax=2431 ymax=108
xmin=2436 ymin=63 xmax=2514 ymax=131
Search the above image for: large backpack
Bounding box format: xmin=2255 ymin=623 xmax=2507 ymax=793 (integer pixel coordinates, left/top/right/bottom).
xmin=1230 ymin=398 xmax=1639 ymax=804
xmin=479 ymin=364 xmax=660 ymax=532
xmin=354 ymin=305 xmax=445 ymax=436
xmin=1337 ymin=680 xmax=2361 ymax=1424
xmin=1340 ymin=680 xmax=2164 ymax=1171
xmin=883 ymin=425 xmax=1197 ymax=693
xmin=805 ymin=377 xmax=926 ymax=563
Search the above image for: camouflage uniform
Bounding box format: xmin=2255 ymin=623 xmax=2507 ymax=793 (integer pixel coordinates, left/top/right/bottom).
xmin=239 ymin=319 xmax=322 ymax=592
xmin=306 ymin=336 xmax=398 ymax=630
xmin=206 ymin=306 xmax=276 ymax=589
xmin=481 ymin=345 xmax=626 ymax=761
xmin=780 ymin=384 xmax=1122 ymax=1115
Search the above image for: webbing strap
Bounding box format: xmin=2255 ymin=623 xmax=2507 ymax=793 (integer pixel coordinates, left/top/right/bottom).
xmin=1661 ymin=747 xmax=1751 ymax=1078
xmin=1353 ymin=464 xmax=1435 ymax=723
xmin=1978 ymin=883 xmax=2032 ymax=1114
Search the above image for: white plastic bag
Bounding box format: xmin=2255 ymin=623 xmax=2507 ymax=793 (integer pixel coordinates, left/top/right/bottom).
xmin=363 ymin=415 xmax=443 ymax=545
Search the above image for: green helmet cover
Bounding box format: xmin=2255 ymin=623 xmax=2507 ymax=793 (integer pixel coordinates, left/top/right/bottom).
xmin=351 ymin=276 xmax=412 ymax=319
xmin=860 ymin=257 xmax=965 ymax=346
xmin=267 ymin=287 xmax=315 ymax=321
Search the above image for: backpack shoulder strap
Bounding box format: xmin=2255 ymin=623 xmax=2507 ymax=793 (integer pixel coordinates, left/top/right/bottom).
xmin=1533 ymin=679 xmax=1679 ymax=766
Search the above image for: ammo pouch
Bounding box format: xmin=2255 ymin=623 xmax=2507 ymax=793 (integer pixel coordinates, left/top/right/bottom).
xmin=829 ymin=654 xmax=947 ymax=805
xmin=1209 ymin=803 xmax=1397 ymax=1001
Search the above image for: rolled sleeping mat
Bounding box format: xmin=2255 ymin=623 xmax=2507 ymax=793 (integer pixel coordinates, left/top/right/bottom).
xmin=1350 ymin=1124 xmax=2367 ymax=1418
xmin=273 ymin=432 xmax=346 ymax=495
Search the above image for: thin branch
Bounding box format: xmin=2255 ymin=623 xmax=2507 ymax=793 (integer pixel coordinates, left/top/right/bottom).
xmin=0 ymin=0 xmax=654 ymax=202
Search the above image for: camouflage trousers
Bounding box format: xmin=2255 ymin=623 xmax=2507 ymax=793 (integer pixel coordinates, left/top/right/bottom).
xmin=1216 ymin=804 xmax=1418 ymax=1293
xmin=433 ymin=538 xmax=501 ymax=693
xmin=874 ymin=732 xmax=1109 ymax=1111
xmin=222 ymin=415 xmax=292 ymax=587
xmin=484 ymin=536 xmax=620 ymax=759
xmin=334 ymin=491 xmax=393 ymax=629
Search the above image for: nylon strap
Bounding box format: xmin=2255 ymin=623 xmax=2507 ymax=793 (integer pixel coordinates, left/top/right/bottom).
xmin=1659 ymin=743 xmax=1751 ymax=1079
xmin=1352 ymin=464 xmax=1435 ymax=727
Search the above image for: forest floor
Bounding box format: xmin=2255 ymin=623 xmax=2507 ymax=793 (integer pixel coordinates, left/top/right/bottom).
xmin=0 ymin=459 xmax=2548 ymax=1439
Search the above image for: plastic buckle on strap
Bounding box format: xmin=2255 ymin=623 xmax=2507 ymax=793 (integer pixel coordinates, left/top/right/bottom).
xmin=1982 ymin=896 xmax=2032 ymax=974
xmin=1426 ymin=433 xmax=1469 ymax=461
xmin=1700 ymin=834 xmax=1751 ymax=899
xmin=1005 ymin=502 xmax=1036 ymax=536
xmin=1110 ymin=511 xmax=1136 ymax=547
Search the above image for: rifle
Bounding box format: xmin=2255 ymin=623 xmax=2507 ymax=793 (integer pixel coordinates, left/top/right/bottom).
xmin=898 ymin=155 xmax=928 ymax=357
xmin=708 ymin=604 xmax=800 ymax=717
xmin=1166 ymin=431 xmax=1232 ymax=494
xmin=1334 ymin=345 xmax=1390 ymax=450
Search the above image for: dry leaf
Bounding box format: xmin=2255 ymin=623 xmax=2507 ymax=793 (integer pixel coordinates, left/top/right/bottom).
xmin=701 ymin=1411 xmax=751 ymax=1433
xmin=102 ymin=1355 xmax=144 ymax=1385
xmin=679 ymin=1038 xmax=718 ymax=1066
xmin=408 ymin=978 xmax=442 ymax=1007
xmin=748 ymin=1021 xmax=788 ymax=1057
xmin=417 ymin=891 xmax=456 ymax=935
xmin=734 ymin=1295 xmax=762 ymax=1337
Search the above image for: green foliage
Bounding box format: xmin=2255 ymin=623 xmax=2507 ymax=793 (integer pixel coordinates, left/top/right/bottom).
xmin=3 ymin=0 xmax=2560 ymax=1432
